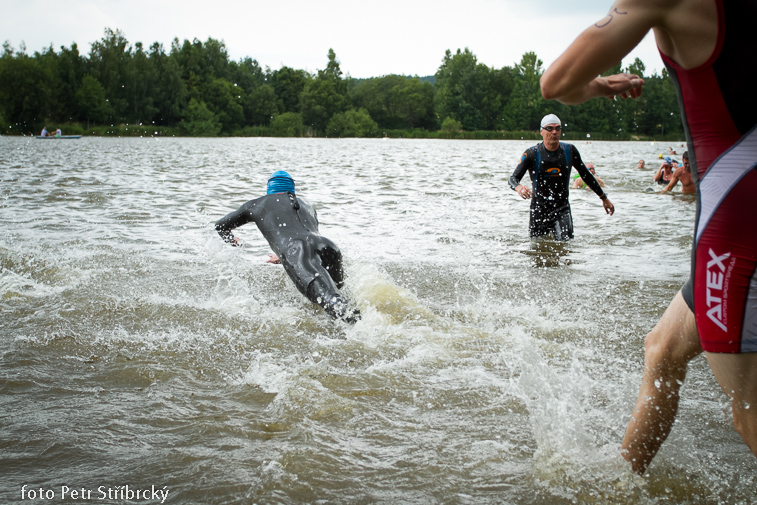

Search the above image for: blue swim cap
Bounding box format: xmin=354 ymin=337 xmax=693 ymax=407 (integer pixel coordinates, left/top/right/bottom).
xmin=664 ymin=157 xmax=672 ymax=163
xmin=267 ymin=171 xmax=295 ymax=194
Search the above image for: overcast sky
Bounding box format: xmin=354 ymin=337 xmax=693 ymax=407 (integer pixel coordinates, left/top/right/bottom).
xmin=3 ymin=0 xmax=662 ymax=78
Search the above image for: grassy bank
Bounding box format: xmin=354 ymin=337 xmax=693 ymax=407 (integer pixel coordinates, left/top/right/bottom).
xmin=1 ymin=122 xmax=685 ymax=143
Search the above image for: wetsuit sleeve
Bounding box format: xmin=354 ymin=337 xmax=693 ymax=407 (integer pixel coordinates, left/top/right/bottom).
xmin=215 ymin=199 xmax=260 ymax=244
xmin=509 ymin=149 xmax=533 ymax=190
xmin=571 ymin=147 xmax=606 ymax=198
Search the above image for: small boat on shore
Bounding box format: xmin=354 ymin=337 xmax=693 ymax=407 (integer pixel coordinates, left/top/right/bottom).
xmin=36 ymin=135 xmax=82 ymax=139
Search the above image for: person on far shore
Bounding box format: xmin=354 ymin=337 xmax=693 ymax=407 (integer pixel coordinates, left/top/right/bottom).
xmin=40 ymin=126 xmax=49 ymax=137
xmin=661 ymin=151 xmax=695 ymax=194
xmin=55 ymin=128 xmax=62 ymax=137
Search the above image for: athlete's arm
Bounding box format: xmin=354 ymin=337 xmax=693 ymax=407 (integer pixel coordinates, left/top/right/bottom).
xmin=653 ymin=165 xmax=667 ymax=182
xmin=509 ymin=150 xmax=533 ymax=199
xmin=572 ymin=149 xmax=605 ymax=198
xmin=540 ymin=0 xmax=669 ymax=104
xmin=661 ymin=172 xmax=680 ymax=193
xmin=215 ymin=199 xmax=259 ymax=246
xmin=572 ymin=149 xmax=615 ymax=215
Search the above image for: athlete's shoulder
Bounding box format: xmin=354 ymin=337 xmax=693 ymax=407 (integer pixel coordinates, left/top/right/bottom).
xmin=561 ymin=142 xmax=580 ymax=156
xmin=518 ymin=147 xmax=538 ymax=165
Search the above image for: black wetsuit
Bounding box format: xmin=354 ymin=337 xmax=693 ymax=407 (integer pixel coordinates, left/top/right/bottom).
xmin=509 ymin=142 xmax=606 ymax=240
xmin=215 ymin=192 xmax=359 ymax=322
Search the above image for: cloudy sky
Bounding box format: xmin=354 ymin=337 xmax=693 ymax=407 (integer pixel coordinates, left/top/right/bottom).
xmin=3 ymin=0 xmax=662 ymax=78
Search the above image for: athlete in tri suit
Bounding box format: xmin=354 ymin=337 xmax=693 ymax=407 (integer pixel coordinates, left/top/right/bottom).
xmin=509 ymin=114 xmax=614 ymax=240
xmin=215 ymin=171 xmax=360 ymax=323
xmin=540 ymin=0 xmax=757 ymax=473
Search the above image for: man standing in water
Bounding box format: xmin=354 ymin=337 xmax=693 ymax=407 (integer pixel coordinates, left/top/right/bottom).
xmin=215 ymin=171 xmax=360 ymax=323
xmin=509 ymin=114 xmax=614 ymax=241
xmin=661 ymin=151 xmax=695 ymax=194
xmin=540 ymin=0 xmax=757 ymax=473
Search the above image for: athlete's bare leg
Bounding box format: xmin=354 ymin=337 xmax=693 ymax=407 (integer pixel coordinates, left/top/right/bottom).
xmin=705 ymin=352 xmax=757 ymax=458
xmin=621 ymin=291 xmax=702 ymax=473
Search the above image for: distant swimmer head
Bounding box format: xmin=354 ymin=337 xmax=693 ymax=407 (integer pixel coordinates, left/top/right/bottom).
xmin=540 ymin=114 xmax=561 ymax=129
xmin=267 ymin=171 xmax=295 ymax=194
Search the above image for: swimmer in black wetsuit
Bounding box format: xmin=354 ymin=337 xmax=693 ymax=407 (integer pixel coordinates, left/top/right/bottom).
xmin=215 ymin=171 xmax=360 ymax=323
xmin=509 ymin=114 xmax=614 ymax=240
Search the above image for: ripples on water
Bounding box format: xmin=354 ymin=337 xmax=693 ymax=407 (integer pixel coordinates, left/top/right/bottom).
xmin=1 ymin=137 xmax=754 ymax=504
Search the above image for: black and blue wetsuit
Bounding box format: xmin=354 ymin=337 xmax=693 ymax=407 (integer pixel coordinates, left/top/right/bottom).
xmin=509 ymin=142 xmax=607 ymax=240
xmin=215 ymin=192 xmax=359 ymax=323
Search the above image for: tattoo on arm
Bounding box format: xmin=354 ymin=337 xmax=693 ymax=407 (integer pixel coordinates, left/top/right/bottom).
xmin=595 ymin=7 xmax=628 ymax=28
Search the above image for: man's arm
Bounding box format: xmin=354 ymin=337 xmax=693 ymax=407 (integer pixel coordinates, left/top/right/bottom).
xmin=571 ymin=148 xmax=615 ymax=215
xmin=509 ymin=149 xmax=534 ymax=199
xmin=540 ymin=0 xmax=668 ymax=104
xmin=215 ymin=199 xmax=258 ymax=245
xmin=661 ymin=171 xmax=680 ymax=193
xmin=653 ymin=165 xmax=669 ymax=182
xmin=572 ymin=149 xmax=605 ymax=198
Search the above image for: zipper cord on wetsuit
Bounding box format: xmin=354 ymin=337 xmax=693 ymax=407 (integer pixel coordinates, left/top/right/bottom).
xmin=287 ymin=191 xmax=300 ymax=210
xmin=287 ymin=191 xmax=309 ymax=229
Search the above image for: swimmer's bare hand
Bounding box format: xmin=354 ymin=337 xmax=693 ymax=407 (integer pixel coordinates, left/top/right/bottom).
xmin=266 ymin=254 xmax=281 ymax=264
xmin=597 ymin=73 xmax=644 ymax=100
xmin=231 ymin=236 xmax=243 ymax=247
xmin=516 ymin=185 xmax=532 ymax=199
xmin=603 ymin=198 xmax=615 ymax=216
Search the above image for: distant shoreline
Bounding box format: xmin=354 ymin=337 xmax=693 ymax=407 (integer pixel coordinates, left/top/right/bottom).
xmin=1 ymin=126 xmax=685 ymax=143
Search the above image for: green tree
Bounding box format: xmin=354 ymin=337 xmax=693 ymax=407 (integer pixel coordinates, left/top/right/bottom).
xmin=0 ymin=46 xmax=52 ymax=130
xmin=230 ymin=57 xmax=266 ymax=96
xmin=270 ymin=66 xmax=309 ymax=114
xmin=327 ymin=108 xmax=378 ymax=137
xmin=245 ymin=84 xmax=277 ymax=126
xmin=179 ymin=98 xmax=221 ymax=136
xmin=202 ymin=77 xmax=244 ymax=133
xmin=149 ymin=42 xmax=187 ymax=125
xmin=76 ymin=74 xmax=110 ymax=127
xmin=350 ymin=75 xmax=435 ymax=129
xmin=395 ymin=77 xmax=435 ymax=129
xmin=129 ymin=41 xmax=158 ymax=123
xmin=633 ymin=69 xmax=681 ymax=137
xmin=434 ymin=48 xmax=491 ymax=130
xmin=440 ymin=116 xmax=462 ymax=133
xmin=271 ymin=112 xmax=304 ymax=137
xmin=300 ymin=49 xmax=348 ymax=132
xmin=500 ymin=52 xmax=547 ymax=131
xmin=88 ymin=28 xmax=132 ymax=121
xmin=35 ymin=43 xmax=85 ymax=124
xmin=56 ymin=43 xmax=86 ymax=122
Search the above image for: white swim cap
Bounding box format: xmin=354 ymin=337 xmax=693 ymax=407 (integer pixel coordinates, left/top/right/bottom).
xmin=541 ymin=114 xmax=561 ymax=129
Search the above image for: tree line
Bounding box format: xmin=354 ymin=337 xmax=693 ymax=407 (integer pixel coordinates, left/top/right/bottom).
xmin=0 ymin=28 xmax=683 ymax=139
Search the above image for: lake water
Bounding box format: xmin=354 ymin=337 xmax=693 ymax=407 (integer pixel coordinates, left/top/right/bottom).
xmin=1 ymin=136 xmax=755 ymax=504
